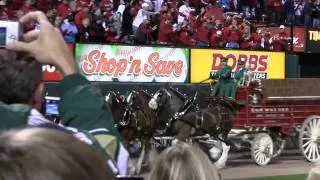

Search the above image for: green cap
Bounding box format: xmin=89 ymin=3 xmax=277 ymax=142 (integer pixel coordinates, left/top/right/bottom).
xmin=237 ymin=59 xmax=245 ymax=65
xmin=221 ymin=57 xmax=228 ymax=62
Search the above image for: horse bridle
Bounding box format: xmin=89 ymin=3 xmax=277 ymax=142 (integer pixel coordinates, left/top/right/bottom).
xmin=107 ymin=91 xmax=131 ymax=127
xmin=151 ymin=89 xmax=172 ymax=109
xmin=126 ymin=90 xmax=155 ymax=135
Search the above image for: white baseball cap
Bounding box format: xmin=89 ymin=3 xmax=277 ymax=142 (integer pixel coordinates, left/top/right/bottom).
xmin=280 ymin=25 xmax=285 ymax=29
xmin=142 ymin=3 xmax=149 ymax=8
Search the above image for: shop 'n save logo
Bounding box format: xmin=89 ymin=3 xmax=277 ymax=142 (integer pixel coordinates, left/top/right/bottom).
xmin=81 ymin=50 xmax=184 ymax=77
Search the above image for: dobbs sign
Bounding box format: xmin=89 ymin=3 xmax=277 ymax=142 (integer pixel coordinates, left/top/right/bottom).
xmin=190 ymin=49 xmax=285 ymax=83
xmin=75 ymin=44 xmax=189 ymax=82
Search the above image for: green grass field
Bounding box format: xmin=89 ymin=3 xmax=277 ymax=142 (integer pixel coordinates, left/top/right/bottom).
xmin=249 ymin=174 xmax=307 ymax=180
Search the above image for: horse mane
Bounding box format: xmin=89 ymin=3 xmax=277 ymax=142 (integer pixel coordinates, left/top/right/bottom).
xmin=168 ymin=87 xmax=187 ymax=101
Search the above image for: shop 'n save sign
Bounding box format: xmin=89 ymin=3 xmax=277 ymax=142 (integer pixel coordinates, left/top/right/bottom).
xmin=75 ymin=44 xmax=189 ymax=82
xmin=42 ymin=44 xmax=74 ymax=81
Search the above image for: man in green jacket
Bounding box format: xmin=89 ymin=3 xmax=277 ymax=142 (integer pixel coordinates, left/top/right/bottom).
xmin=210 ymin=57 xmax=236 ymax=98
xmin=4 ymin=11 xmax=128 ymax=175
xmin=234 ymin=59 xmax=246 ymax=85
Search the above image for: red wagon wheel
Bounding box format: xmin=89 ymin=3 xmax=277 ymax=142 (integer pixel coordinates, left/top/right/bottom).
xmin=299 ymin=116 xmax=320 ymax=162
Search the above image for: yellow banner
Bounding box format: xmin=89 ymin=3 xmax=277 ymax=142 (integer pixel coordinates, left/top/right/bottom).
xmin=190 ymin=49 xmax=285 ymax=83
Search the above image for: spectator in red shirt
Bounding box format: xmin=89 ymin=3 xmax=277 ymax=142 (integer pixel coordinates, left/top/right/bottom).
xmin=56 ymin=0 xmax=71 ymax=20
xmin=37 ymin=0 xmax=49 ymax=12
xmin=271 ymin=35 xmax=282 ymax=51
xmin=177 ymin=22 xmax=195 ymax=46
xmin=75 ymin=7 xmax=90 ymax=28
xmin=225 ymin=21 xmax=241 ymax=49
xmin=203 ymin=2 xmax=215 ymax=19
xmin=251 ymin=25 xmax=262 ymax=49
xmin=267 ymin=0 xmax=284 ymax=24
xmin=158 ymin=18 xmax=175 ymax=44
xmin=76 ymin=0 xmax=89 ymax=11
xmin=210 ymin=30 xmax=224 ymax=48
xmin=277 ymin=25 xmax=291 ymax=50
xmin=194 ymin=15 xmax=212 ymax=47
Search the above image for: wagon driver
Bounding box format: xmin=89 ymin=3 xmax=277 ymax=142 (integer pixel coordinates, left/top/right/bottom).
xmin=210 ymin=57 xmax=236 ymax=98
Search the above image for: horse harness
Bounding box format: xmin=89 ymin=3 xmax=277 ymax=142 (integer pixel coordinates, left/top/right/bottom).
xmin=166 ymin=99 xmax=204 ymax=131
xmin=118 ymin=104 xmax=153 ymax=136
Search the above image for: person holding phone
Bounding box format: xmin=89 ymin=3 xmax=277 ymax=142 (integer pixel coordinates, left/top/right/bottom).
xmin=4 ymin=11 xmax=129 ymax=176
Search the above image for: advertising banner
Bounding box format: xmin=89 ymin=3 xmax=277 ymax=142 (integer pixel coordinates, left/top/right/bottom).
xmin=42 ymin=44 xmax=74 ymax=81
xmin=75 ymin=44 xmax=189 ymax=82
xmin=190 ymin=49 xmax=285 ymax=83
xmin=306 ymin=29 xmax=320 ymax=53
xmin=257 ymin=26 xmax=305 ymax=52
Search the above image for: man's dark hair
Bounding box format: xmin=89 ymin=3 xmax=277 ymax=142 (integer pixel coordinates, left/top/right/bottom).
xmin=0 ymin=53 xmax=42 ymax=104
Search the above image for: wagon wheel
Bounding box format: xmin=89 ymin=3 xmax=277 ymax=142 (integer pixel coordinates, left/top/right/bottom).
xmin=251 ymin=133 xmax=274 ymax=166
xmin=299 ymin=116 xmax=320 ymax=162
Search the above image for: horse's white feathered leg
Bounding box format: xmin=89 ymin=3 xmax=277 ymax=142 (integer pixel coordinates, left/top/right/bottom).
xmin=127 ymin=157 xmax=136 ymax=176
xmin=136 ymin=145 xmax=145 ymax=174
xmin=214 ymin=141 xmax=230 ymax=170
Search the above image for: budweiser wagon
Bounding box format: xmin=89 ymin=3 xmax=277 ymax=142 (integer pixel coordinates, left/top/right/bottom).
xmin=206 ymin=79 xmax=320 ymax=166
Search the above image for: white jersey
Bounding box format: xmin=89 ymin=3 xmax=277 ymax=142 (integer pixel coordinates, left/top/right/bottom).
xmin=178 ymin=5 xmax=193 ymax=24
xmin=132 ymin=9 xmax=147 ymax=27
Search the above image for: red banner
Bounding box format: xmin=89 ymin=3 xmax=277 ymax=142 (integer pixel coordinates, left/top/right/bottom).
xmin=293 ymin=27 xmax=306 ymax=52
xmin=257 ymin=26 xmax=305 ymax=52
xmin=42 ymin=44 xmax=74 ymax=81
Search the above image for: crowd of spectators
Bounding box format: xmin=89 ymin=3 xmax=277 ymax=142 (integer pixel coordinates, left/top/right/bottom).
xmin=1 ymin=0 xmax=311 ymax=50
xmin=1 ymin=9 xmax=320 ymax=180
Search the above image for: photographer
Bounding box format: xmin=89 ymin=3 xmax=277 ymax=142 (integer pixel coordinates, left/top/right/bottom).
xmin=4 ymin=11 xmax=128 ymax=176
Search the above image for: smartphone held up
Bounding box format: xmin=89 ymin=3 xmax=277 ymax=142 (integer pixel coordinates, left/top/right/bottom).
xmin=0 ymin=21 xmax=20 ymax=48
